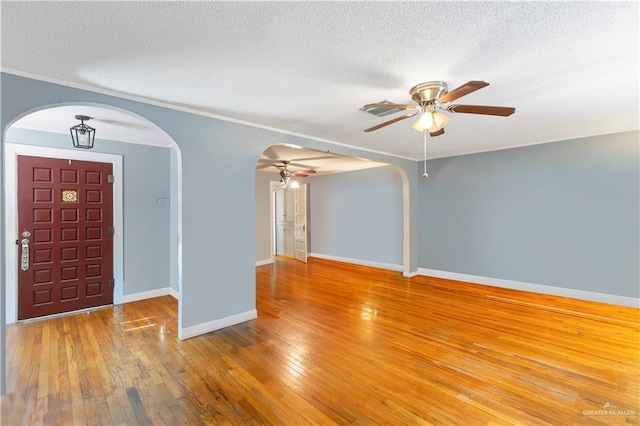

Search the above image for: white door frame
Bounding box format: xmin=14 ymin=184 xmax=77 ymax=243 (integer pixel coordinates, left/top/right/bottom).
xmin=269 ymin=181 xmax=278 ymax=261
xmin=293 ymin=184 xmax=308 ymax=263
xmin=270 ymin=182 xmax=302 ymax=260
xmin=4 ymin=143 xmax=124 ymax=324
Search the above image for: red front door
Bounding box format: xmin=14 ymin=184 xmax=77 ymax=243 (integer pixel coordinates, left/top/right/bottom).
xmin=17 ymin=155 xmax=114 ymax=320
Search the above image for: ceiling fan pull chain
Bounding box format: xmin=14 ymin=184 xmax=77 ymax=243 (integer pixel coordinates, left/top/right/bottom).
xmin=423 ymin=129 xmax=428 ymax=179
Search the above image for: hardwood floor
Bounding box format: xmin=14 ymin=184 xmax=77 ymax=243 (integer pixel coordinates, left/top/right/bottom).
xmin=1 ymin=257 xmax=638 ymax=425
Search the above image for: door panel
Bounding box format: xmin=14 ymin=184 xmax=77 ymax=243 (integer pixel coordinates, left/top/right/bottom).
xmin=294 ymin=184 xmax=308 ymax=263
xmin=17 ymin=155 xmax=114 ymax=320
xmin=275 ymin=187 xmax=295 ymax=256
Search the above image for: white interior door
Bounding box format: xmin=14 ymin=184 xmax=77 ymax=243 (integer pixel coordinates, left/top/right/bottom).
xmin=274 ymin=188 xmax=286 ymax=255
xmin=294 ymin=184 xmax=308 ymax=263
xmin=274 ymin=186 xmax=294 ymax=257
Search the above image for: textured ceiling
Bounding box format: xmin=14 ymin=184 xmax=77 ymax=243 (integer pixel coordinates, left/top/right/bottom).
xmin=2 ymin=1 xmax=638 ymax=160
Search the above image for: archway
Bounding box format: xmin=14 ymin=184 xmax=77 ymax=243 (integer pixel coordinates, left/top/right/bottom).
xmin=255 ymin=143 xmax=409 ymax=273
xmin=2 ymin=103 xmax=183 ymax=331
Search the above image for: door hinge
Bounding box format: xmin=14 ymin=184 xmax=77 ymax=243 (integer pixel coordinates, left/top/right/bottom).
xmin=108 ymin=226 xmax=115 ymax=236
xmin=107 ymin=174 xmax=115 ymax=184
xmin=108 ymin=279 xmax=115 ymax=288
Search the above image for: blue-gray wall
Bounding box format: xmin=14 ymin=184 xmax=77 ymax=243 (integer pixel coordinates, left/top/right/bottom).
xmin=418 ymin=131 xmax=640 ymax=298
xmin=309 ymin=166 xmax=403 ymax=267
xmin=5 ymin=127 xmax=172 ymax=296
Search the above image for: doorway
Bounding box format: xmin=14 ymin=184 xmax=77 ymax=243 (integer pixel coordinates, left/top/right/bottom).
xmin=4 ymin=103 xmax=182 ymax=328
xmin=271 ymin=182 xmax=308 ymax=263
xmin=5 ymin=144 xmax=124 ymax=323
xmin=17 ymin=155 xmax=115 ymax=320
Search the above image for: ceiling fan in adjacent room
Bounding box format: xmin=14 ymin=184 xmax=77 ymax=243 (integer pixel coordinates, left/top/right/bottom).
xmin=362 ymin=81 xmax=515 ymax=136
xmin=259 ymin=160 xmax=317 ymax=188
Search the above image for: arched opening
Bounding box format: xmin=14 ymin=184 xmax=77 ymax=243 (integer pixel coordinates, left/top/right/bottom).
xmin=255 ymin=143 xmax=407 ymax=272
xmin=3 ymin=103 xmax=183 ymax=328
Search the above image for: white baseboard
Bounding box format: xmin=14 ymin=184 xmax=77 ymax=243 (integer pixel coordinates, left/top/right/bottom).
xmin=256 ymin=259 xmax=274 ymax=267
xmin=180 ymin=309 xmax=258 ymax=340
xmin=309 ymin=253 xmax=403 ymax=272
xmin=122 ymin=287 xmax=172 ymax=304
xmin=403 ymin=270 xmax=419 ymax=278
xmin=169 ymin=287 xmax=179 ymax=300
xmin=417 ymin=268 xmax=639 ymax=308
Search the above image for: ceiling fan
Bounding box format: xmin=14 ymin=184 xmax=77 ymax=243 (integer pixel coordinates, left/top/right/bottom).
xmin=362 ymin=81 xmax=515 ymax=136
xmin=257 ymin=159 xmax=318 ymax=176
xmin=262 ymin=160 xmax=316 ymax=188
xmin=276 ymin=160 xmax=316 ymax=178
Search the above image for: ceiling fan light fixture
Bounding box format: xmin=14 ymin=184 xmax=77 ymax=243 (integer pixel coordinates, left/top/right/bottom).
xmin=279 ymin=167 xmax=300 ymax=189
xmin=433 ymin=111 xmax=450 ymax=129
xmin=419 ymin=111 xmax=434 ymax=129
xmin=280 ymin=176 xmax=299 ymax=189
xmin=412 ymin=111 xmax=434 ymax=132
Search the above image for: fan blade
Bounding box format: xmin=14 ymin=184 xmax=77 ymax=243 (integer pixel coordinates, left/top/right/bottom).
xmin=289 ymin=162 xmax=318 ymax=170
xmin=290 ymin=155 xmax=335 ymax=162
xmin=257 ymin=163 xmax=276 ymax=170
xmin=447 ymin=104 xmax=515 ymax=116
xmin=364 ymin=111 xmax=419 ymax=132
xmin=430 ymin=128 xmax=445 ymax=137
xmin=363 ymin=103 xmax=418 ymax=110
xmin=439 ymin=81 xmax=489 ymax=103
xmin=292 ymin=169 xmax=316 ymax=177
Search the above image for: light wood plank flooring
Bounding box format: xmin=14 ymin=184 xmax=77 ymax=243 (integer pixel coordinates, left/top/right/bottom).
xmin=1 ymin=257 xmax=638 ymax=425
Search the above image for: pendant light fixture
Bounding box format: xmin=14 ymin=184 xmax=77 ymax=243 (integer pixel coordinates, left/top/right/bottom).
xmin=70 ymin=115 xmax=95 ymax=149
